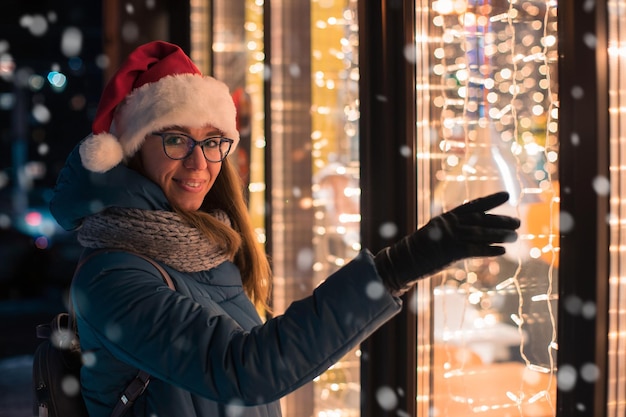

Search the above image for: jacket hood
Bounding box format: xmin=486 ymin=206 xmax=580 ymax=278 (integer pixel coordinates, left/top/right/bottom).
xmin=50 ymin=136 xmax=171 ymax=231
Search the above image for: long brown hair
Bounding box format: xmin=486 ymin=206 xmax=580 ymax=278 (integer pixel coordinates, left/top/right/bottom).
xmin=174 ymin=158 xmax=272 ymax=311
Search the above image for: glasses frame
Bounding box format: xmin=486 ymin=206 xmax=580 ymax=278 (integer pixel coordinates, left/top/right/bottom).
xmin=151 ymin=131 xmax=235 ymax=162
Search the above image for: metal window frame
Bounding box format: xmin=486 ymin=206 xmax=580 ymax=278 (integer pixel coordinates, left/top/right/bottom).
xmin=358 ymin=0 xmax=417 ymax=416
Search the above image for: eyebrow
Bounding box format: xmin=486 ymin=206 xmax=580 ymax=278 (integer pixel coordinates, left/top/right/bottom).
xmin=163 ymin=125 xmax=223 ymax=136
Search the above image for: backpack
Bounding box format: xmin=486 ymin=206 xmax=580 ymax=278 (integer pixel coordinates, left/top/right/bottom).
xmin=32 ymin=250 xmax=175 ymax=417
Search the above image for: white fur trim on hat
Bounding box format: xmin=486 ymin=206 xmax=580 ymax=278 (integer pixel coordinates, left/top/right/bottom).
xmin=80 ymin=73 xmax=239 ymax=173
xmin=118 ymin=74 xmax=239 ymax=158
xmin=79 ymin=132 xmax=125 ymax=173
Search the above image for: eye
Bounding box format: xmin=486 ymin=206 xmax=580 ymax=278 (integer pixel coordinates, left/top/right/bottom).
xmin=202 ymin=138 xmax=222 ymax=149
xmin=163 ymin=134 xmax=187 ymax=146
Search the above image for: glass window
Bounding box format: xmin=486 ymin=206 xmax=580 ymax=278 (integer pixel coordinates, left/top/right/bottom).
xmin=414 ymin=1 xmax=560 ymax=415
xmin=209 ymin=1 xmax=361 ymax=416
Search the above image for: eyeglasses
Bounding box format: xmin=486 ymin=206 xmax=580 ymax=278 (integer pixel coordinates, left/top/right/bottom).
xmin=152 ymin=132 xmax=234 ymax=162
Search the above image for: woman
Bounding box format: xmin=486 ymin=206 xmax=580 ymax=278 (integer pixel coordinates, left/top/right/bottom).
xmin=50 ymin=41 xmax=520 ymax=417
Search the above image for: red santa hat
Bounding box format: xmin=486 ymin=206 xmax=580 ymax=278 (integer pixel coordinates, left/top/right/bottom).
xmin=79 ymin=40 xmax=239 ymax=173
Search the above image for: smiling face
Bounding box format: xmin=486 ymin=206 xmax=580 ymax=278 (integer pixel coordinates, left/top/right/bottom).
xmin=135 ymin=125 xmax=224 ymax=211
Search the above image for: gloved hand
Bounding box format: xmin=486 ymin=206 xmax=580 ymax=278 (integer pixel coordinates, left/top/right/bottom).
xmin=374 ymin=191 xmax=521 ymax=296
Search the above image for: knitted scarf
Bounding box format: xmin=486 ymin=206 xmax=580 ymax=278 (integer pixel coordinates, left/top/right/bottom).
xmin=77 ymin=207 xmax=232 ymax=272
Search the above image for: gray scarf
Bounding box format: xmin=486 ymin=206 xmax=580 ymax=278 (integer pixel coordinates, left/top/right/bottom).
xmin=77 ymin=207 xmax=232 ymax=272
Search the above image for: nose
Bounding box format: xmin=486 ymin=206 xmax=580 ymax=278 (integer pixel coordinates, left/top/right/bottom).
xmin=183 ymin=144 xmax=208 ymax=170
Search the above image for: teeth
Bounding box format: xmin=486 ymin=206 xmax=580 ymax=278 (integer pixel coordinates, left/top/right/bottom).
xmin=182 ymin=181 xmax=201 ymax=188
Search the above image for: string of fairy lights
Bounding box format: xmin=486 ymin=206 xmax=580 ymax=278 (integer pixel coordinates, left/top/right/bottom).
xmin=311 ymin=0 xmax=361 ymax=278
xmin=242 ymin=0 xmax=268 ymax=238
xmin=424 ymin=0 xmax=559 ymax=414
xmin=310 ymin=2 xmax=362 ymax=416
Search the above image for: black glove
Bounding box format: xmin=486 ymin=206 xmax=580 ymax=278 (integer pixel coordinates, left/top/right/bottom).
xmin=374 ymin=191 xmax=521 ymax=295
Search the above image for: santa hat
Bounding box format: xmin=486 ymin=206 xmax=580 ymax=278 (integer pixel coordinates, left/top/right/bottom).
xmin=80 ymin=40 xmax=239 ymax=173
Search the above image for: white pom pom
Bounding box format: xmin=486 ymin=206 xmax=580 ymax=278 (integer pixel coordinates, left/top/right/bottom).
xmin=79 ymin=133 xmax=124 ymax=173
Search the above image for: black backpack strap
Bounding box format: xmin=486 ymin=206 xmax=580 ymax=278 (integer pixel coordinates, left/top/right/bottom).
xmin=72 ymin=249 xmax=175 ymax=417
xmin=110 ymin=370 xmax=152 ymax=417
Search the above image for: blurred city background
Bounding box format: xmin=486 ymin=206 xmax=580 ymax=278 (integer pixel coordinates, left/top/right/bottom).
xmin=0 ymin=1 xmax=105 ymax=415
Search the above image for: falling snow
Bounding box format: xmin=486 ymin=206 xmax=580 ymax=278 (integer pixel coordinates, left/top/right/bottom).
xmin=375 ymin=386 xmax=398 ymax=411
xmin=0 ymin=1 xmax=622 ymax=416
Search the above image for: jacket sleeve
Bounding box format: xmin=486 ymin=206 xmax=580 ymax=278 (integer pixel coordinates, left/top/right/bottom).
xmin=72 ymin=249 xmax=402 ymax=405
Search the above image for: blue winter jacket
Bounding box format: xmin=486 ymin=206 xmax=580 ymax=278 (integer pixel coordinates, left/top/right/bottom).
xmin=50 ymin=141 xmax=402 ymax=417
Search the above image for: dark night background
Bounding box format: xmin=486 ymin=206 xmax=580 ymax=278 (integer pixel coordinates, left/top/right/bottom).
xmin=1 ymin=1 xmax=104 ymax=415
